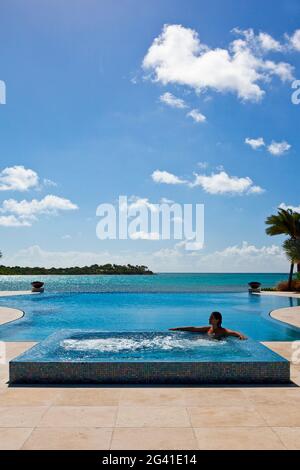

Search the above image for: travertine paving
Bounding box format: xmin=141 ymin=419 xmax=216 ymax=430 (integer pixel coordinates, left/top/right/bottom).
xmin=270 ymin=306 xmax=300 ymax=329
xmin=0 ymin=306 xmax=24 ymax=326
xmin=0 ymin=340 xmax=299 ymax=450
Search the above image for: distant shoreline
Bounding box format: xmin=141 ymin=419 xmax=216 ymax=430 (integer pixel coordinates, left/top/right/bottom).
xmin=0 ymin=264 xmax=154 ymax=276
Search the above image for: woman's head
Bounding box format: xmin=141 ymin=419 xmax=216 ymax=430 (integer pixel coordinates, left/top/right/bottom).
xmin=209 ymin=311 xmax=222 ymax=327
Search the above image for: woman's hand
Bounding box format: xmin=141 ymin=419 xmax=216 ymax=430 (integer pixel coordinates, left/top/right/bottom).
xmin=238 ymin=333 xmax=247 ymax=340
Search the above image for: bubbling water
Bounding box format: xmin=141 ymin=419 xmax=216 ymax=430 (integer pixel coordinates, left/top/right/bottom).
xmin=61 ymin=334 xmax=226 ymax=353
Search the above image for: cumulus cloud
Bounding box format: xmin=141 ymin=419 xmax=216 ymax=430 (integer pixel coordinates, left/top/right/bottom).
xmin=143 ymin=24 xmax=294 ymax=102
xmin=152 ymin=168 xmax=264 ymax=195
xmin=130 ymin=231 xmax=160 ymax=240
xmin=199 ymin=241 xmax=286 ymax=272
xmin=187 ymin=108 xmax=206 ymax=123
xmin=0 ymin=195 xmax=78 ymax=227
xmin=197 ymin=161 xmax=209 ymax=169
xmin=0 ymin=166 xmax=39 ymax=192
xmin=152 ymin=170 xmax=186 ymax=185
xmin=245 ymin=137 xmax=265 ymax=150
xmin=1 ymin=195 xmax=78 ymax=217
xmin=2 ymin=242 xmax=287 ymax=273
xmin=0 ymin=215 xmax=31 ymax=227
xmin=126 ymin=196 xmax=159 ymax=213
xmin=160 ymin=197 xmax=175 ymax=204
xmin=267 ymin=140 xmax=291 ymax=156
xmin=247 ymin=185 xmax=265 ymax=195
xmin=279 ymin=203 xmax=300 ymax=214
xmin=43 ymin=178 xmax=57 ymax=188
xmin=160 ymin=92 xmax=206 ymax=124
xmin=192 ymin=171 xmax=264 ymax=195
xmin=159 ymin=92 xmax=187 ymax=108
xmin=245 ymin=137 xmax=291 ymax=156
xmin=257 ymin=32 xmax=283 ymax=52
xmin=289 ymin=30 xmax=300 ymax=51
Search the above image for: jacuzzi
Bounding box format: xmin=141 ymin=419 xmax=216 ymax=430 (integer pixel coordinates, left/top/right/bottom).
xmin=9 ymin=330 xmax=290 ymax=384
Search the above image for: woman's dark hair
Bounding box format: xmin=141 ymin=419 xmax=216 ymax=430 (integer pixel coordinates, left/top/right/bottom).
xmin=211 ymin=311 xmax=222 ymax=326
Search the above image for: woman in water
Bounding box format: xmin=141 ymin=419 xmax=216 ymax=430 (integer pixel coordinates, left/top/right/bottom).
xmin=169 ymin=311 xmax=247 ymax=340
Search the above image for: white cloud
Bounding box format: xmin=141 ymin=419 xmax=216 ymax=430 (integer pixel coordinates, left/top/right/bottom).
xmin=263 ymin=60 xmax=293 ymax=82
xmin=199 ymin=241 xmax=286 ymax=272
xmin=197 ymin=161 xmax=209 ymax=169
xmin=245 ymin=137 xmax=265 ymax=150
xmin=160 ymin=93 xmax=207 ymax=125
xmin=159 ymin=92 xmax=187 ymax=108
xmin=245 ymin=137 xmax=291 ymax=156
xmin=2 ymin=245 xmax=113 ymax=268
xmin=2 ymin=242 xmax=287 ymax=273
xmin=247 ymin=185 xmax=265 ymax=195
xmin=258 ymin=32 xmax=283 ymax=52
xmin=0 ymin=195 xmax=78 ymax=227
xmin=2 ymin=245 xmax=162 ymax=270
xmin=213 ymin=241 xmax=282 ymax=257
xmin=0 ymin=215 xmax=31 ymax=227
xmin=43 ymin=178 xmax=57 ymax=188
xmin=279 ymin=203 xmax=300 ymax=214
xmin=175 ymin=239 xmax=203 ymax=251
xmin=187 ymin=108 xmax=206 ymax=123
xmin=192 ymin=171 xmax=264 ymax=195
xmin=1 ymin=195 xmax=78 ymax=217
xmin=126 ymin=196 xmax=159 ymax=213
xmin=151 ymin=168 xmax=264 ymax=196
xmin=289 ymin=30 xmax=300 ymax=51
xmin=131 ymin=231 xmax=160 ymax=240
xmin=0 ymin=166 xmax=39 ymax=191
xmin=160 ymin=197 xmax=174 ymax=204
xmin=143 ymin=24 xmax=294 ymax=102
xmin=152 ymin=170 xmax=186 ymax=185
xmin=267 ymin=140 xmax=291 ymax=156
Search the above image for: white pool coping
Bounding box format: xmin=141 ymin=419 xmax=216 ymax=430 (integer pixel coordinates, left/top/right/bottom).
xmin=0 ymin=291 xmax=33 ymax=326
xmin=0 ymin=290 xmax=32 ymax=297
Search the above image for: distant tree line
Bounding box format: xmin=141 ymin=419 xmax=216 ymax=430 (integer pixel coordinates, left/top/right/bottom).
xmin=0 ymin=263 xmax=154 ymax=275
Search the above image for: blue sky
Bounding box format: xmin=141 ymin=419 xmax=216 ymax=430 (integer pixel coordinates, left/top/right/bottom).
xmin=0 ymin=0 xmax=299 ymax=272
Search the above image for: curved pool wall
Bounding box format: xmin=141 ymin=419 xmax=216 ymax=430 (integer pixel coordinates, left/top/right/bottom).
xmin=9 ymin=330 xmax=290 ymax=385
xmin=0 ymin=292 xmax=299 ymax=342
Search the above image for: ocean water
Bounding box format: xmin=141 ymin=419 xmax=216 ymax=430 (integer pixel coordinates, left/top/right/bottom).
xmin=0 ymin=273 xmax=289 ymax=293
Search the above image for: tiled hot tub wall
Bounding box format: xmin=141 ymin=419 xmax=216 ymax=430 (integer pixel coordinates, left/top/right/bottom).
xmin=9 ymin=360 xmax=290 ymax=385
xmin=9 ymin=330 xmax=290 ymax=385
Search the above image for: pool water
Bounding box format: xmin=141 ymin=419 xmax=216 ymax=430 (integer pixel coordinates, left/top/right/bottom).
xmin=14 ymin=330 xmax=285 ymax=363
xmin=49 ymin=332 xmax=245 ymax=362
xmin=0 ymin=291 xmax=299 ymax=342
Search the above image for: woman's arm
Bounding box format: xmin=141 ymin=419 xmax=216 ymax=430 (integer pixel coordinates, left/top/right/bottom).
xmin=169 ymin=326 xmax=210 ymax=333
xmin=225 ymin=329 xmax=247 ymax=340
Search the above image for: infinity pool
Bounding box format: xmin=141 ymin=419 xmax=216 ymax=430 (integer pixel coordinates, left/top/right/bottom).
xmin=0 ymin=292 xmax=299 ymax=342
